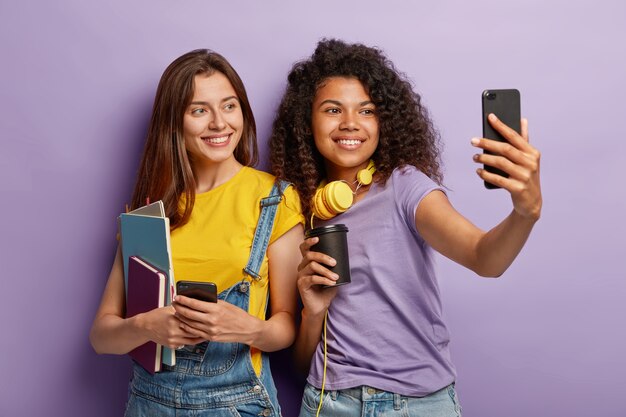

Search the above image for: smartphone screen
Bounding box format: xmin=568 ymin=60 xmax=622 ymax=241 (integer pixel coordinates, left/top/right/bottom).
xmin=176 ymin=281 xmax=218 ymax=303
xmin=482 ymin=89 xmax=521 ymax=189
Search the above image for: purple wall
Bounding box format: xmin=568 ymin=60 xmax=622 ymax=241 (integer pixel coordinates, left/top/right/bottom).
xmin=1 ymin=1 xmax=624 ymax=416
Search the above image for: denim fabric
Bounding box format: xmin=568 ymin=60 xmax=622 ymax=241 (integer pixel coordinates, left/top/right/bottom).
xmin=124 ymin=182 xmax=287 ymax=417
xmin=299 ymin=383 xmax=462 ymax=417
xmin=243 ymin=180 xmax=288 ymax=280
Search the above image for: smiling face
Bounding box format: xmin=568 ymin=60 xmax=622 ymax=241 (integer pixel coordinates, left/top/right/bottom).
xmin=311 ymin=77 xmax=379 ymax=182
xmin=183 ymin=71 xmax=243 ymax=168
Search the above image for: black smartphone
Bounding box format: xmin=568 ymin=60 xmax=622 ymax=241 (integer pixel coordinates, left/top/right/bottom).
xmin=481 ymin=89 xmax=521 ymax=189
xmin=176 ymin=281 xmax=218 ymax=303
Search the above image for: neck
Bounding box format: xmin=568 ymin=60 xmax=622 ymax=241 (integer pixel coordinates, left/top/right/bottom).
xmin=325 ymin=161 xmax=371 ymax=192
xmin=326 ymin=161 xmax=369 ymax=184
xmin=192 ymin=157 xmax=243 ymax=193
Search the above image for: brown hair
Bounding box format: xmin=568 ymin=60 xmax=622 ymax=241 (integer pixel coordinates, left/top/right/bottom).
xmin=130 ymin=49 xmax=257 ymax=229
xmin=270 ymin=39 xmax=443 ymax=221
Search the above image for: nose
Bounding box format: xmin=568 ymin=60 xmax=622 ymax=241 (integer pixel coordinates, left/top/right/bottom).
xmin=208 ymin=111 xmax=226 ymax=131
xmin=339 ymin=111 xmax=358 ymax=131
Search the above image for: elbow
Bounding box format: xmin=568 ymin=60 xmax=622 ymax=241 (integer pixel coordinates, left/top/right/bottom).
xmin=478 ymin=271 xmax=504 ymax=278
xmin=89 ymin=330 xmax=102 ymax=355
xmin=471 ymin=264 xmax=505 ymax=278
xmin=89 ymin=324 xmax=108 ymax=355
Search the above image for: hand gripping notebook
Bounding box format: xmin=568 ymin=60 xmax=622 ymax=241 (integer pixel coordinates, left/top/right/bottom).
xmin=126 ymin=256 xmax=166 ymax=373
xmin=119 ymin=200 xmax=176 ymax=366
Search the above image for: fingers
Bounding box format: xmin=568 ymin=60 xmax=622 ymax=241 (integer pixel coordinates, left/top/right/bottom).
xmin=299 ymin=237 xmax=318 ymax=256
xmin=298 ymin=246 xmax=336 ymax=271
xmin=178 ymin=320 xmax=207 ymax=339
xmin=521 ymin=118 xmax=529 ymax=142
xmin=473 ymin=152 xmax=525 ymax=180
xmin=299 ymin=272 xmax=338 ymax=289
xmin=173 ymin=295 xmax=216 ymax=314
xmin=475 ymin=167 xmax=512 ymax=190
xmin=486 ymin=113 xmax=526 ymax=149
xmin=298 ymin=253 xmax=338 ymax=289
xmin=472 ymin=116 xmax=539 ymax=173
xmin=166 ymin=335 xmax=205 ymax=349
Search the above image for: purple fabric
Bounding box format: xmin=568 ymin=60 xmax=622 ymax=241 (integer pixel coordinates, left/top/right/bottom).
xmin=307 ymin=166 xmax=456 ymax=397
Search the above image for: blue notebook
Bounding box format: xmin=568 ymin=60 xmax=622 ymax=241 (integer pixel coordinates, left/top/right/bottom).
xmin=119 ymin=201 xmax=176 ymax=366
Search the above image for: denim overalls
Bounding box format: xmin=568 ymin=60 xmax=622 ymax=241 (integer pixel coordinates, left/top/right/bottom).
xmin=124 ymin=182 xmax=289 ymax=417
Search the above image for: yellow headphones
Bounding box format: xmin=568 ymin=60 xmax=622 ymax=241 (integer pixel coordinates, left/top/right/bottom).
xmin=312 ymin=160 xmax=376 ymax=220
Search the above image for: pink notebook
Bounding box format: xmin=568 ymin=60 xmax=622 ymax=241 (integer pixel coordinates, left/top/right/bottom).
xmin=126 ymin=256 xmax=166 ymax=374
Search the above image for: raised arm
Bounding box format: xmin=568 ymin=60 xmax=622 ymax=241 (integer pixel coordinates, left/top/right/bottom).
xmin=416 ymin=116 xmax=541 ymax=277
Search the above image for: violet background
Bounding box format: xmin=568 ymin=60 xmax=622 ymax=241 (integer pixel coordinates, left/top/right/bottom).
xmin=1 ymin=1 xmax=625 ymax=416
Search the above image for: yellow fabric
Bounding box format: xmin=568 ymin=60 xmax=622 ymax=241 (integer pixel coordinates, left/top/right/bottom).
xmin=170 ymin=167 xmax=303 ymax=375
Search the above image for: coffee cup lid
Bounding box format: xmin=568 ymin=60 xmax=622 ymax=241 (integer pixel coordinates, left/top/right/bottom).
xmin=305 ymin=224 xmax=349 ymax=238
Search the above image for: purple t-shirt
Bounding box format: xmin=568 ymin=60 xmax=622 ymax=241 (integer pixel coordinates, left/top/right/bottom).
xmin=307 ymin=166 xmax=456 ymax=397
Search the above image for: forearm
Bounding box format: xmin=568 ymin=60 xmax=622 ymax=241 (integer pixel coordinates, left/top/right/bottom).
xmin=293 ymin=307 xmax=325 ymax=374
xmin=473 ymin=209 xmax=539 ymax=277
xmin=89 ymin=313 xmax=150 ymax=355
xmin=248 ymin=311 xmax=296 ymax=352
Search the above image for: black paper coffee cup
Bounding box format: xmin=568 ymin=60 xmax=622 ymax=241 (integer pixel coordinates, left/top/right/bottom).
xmin=305 ymin=224 xmax=351 ymax=286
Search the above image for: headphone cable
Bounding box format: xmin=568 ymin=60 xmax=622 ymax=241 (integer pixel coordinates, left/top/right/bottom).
xmin=315 ymin=310 xmax=328 ymax=417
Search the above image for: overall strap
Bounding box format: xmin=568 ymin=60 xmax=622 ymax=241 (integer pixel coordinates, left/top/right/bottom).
xmin=242 ymin=180 xmax=290 ymax=280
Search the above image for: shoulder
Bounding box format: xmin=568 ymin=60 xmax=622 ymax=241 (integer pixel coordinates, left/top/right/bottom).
xmin=238 ymin=167 xmax=301 ymax=210
xmin=390 ymin=165 xmax=439 ymax=190
xmin=240 ymin=167 xmax=276 ymax=187
xmin=389 ymin=165 xmax=445 ymax=215
xmin=233 ymin=167 xmax=277 ymax=197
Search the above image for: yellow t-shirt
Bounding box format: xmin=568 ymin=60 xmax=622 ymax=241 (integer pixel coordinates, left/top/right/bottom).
xmin=170 ymin=167 xmax=303 ymax=375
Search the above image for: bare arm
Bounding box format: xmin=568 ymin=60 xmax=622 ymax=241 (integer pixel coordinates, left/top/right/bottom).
xmin=174 ymin=224 xmax=303 ymax=352
xmin=89 ymin=246 xmax=202 ymax=354
xmin=416 ymin=116 xmax=541 ymax=277
xmin=292 ymin=237 xmax=339 ymax=373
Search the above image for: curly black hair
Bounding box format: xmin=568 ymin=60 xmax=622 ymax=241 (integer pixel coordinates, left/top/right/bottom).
xmin=269 ymin=38 xmax=443 ymax=222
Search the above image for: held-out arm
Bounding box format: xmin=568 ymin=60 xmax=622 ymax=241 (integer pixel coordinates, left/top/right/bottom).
xmin=415 ymin=191 xmax=537 ymax=277
xmin=416 ymin=116 xmax=541 ymax=277
xmin=174 ymin=225 xmax=303 ymax=352
xmin=89 ymin=246 xmax=202 ymax=354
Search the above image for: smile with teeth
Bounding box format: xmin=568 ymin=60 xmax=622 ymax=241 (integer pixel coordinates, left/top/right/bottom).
xmin=203 ymin=134 xmax=230 ymax=144
xmin=335 ymin=138 xmax=363 ymax=146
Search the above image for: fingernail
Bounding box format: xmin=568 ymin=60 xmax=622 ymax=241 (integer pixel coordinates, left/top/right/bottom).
xmin=332 ymin=273 xmax=339 ymax=280
xmin=476 ymin=168 xmax=483 ymax=174
xmin=473 ymin=154 xmax=479 ymax=161
xmin=489 ymin=113 xmax=497 ymax=121
xmin=329 ymin=258 xmax=337 ymax=266
xmin=471 ymin=138 xmax=480 ymax=146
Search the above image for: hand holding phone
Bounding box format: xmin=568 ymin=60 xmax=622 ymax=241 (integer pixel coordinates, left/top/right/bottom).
xmin=481 ymin=89 xmax=521 ymax=189
xmin=176 ymin=281 xmax=218 ymax=303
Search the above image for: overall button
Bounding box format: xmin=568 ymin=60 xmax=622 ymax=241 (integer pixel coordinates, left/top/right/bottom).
xmin=252 ymin=385 xmax=262 ymax=393
xmin=367 ymin=387 xmax=376 ymax=395
xmin=261 ymin=409 xmax=271 ymax=416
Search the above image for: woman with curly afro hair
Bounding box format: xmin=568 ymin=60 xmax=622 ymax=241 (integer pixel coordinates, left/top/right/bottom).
xmin=270 ymin=39 xmax=542 ymax=417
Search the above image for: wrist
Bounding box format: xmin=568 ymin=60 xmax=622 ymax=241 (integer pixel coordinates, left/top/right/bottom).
xmin=246 ymin=315 xmax=265 ymax=347
xmin=513 ymin=205 xmax=541 ymax=223
xmin=128 ymin=312 xmax=152 ymax=341
xmin=301 ymin=306 xmax=328 ymax=323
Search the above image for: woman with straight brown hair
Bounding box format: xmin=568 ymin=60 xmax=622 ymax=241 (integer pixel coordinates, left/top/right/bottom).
xmin=90 ymin=49 xmax=303 ymax=416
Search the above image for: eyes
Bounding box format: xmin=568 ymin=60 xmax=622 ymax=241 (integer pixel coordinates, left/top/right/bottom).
xmin=322 ymin=106 xmax=376 ymax=116
xmin=189 ymin=101 xmax=239 ymax=116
